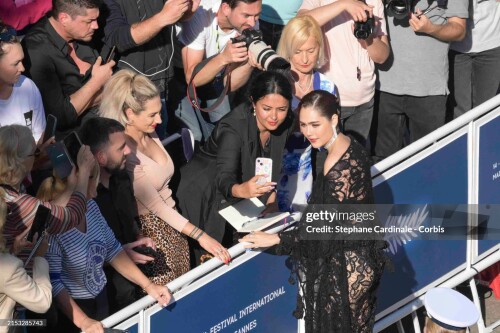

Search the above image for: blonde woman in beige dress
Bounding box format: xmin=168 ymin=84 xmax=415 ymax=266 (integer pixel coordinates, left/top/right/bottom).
xmin=99 ymin=69 xmax=231 ymax=286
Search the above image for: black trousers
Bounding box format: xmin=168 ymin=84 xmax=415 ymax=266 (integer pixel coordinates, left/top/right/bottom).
xmin=372 ymin=91 xmax=446 ymax=161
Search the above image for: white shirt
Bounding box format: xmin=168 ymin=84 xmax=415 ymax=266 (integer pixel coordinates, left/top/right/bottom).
xmin=177 ymin=0 xmax=258 ymax=57
xmin=0 ymin=75 xmax=46 ymax=141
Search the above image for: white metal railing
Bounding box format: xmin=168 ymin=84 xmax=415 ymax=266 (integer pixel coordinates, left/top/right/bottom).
xmin=100 ymin=220 xmax=297 ymax=330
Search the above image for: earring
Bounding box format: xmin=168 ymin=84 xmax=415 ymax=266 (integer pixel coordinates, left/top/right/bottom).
xmin=323 ymin=125 xmax=338 ymax=150
xmin=253 ymin=108 xmax=256 ymax=116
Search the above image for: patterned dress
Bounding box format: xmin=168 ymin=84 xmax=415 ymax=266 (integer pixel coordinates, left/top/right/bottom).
xmin=276 ymin=140 xmax=387 ymax=333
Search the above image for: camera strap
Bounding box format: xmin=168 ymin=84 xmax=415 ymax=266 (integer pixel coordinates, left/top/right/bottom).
xmin=187 ymin=55 xmax=231 ymax=113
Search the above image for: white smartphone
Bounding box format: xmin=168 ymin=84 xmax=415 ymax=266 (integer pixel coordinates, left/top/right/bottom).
xmin=255 ymin=158 xmax=272 ymax=183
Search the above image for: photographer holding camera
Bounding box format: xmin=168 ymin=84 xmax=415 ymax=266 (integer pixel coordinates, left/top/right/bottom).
xmin=177 ymin=0 xmax=263 ymax=141
xmin=372 ymin=0 xmax=468 ymax=161
xmin=298 ymin=0 xmax=390 ymax=148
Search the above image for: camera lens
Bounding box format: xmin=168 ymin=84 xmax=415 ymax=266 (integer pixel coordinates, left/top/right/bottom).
xmin=353 ymin=14 xmax=374 ymax=40
xmin=388 ymin=0 xmax=410 ymax=19
xmin=248 ymin=41 xmax=291 ymax=72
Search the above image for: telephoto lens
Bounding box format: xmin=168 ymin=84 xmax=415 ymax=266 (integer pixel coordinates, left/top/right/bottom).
xmin=353 ymin=11 xmax=374 ymax=40
xmin=232 ymin=29 xmax=290 ymax=72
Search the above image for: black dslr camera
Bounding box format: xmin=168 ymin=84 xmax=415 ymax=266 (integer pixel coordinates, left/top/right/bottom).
xmin=231 ymin=29 xmax=290 ymax=72
xmin=231 ymin=28 xmax=263 ymax=47
xmin=354 ymin=10 xmax=374 ymax=40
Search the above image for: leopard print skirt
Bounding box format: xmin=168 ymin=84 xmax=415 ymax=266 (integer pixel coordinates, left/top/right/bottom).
xmin=138 ymin=213 xmax=190 ymax=286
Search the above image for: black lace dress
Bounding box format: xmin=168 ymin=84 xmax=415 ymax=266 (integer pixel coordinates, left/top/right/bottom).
xmin=276 ymin=139 xmax=387 ymax=333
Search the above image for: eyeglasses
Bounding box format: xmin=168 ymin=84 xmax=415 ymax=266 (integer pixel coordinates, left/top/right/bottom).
xmin=0 ymin=27 xmax=17 ymax=43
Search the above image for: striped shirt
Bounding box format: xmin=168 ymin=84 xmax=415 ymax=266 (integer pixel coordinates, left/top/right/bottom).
xmin=1 ymin=186 xmax=86 ymax=269
xmin=46 ymin=200 xmax=123 ymax=299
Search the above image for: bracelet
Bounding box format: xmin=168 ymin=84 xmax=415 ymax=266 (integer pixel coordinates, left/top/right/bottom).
xmin=142 ymin=281 xmax=153 ymax=290
xmin=194 ymin=230 xmax=205 ymax=241
xmin=188 ymin=227 xmax=199 ymax=238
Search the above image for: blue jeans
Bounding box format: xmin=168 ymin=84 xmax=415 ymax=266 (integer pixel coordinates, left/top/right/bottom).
xmin=340 ymin=98 xmax=374 ymax=148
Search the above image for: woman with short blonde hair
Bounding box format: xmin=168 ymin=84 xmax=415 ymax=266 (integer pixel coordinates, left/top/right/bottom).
xmin=277 ymin=15 xmax=326 ymax=70
xmin=277 ymin=15 xmax=336 ymax=108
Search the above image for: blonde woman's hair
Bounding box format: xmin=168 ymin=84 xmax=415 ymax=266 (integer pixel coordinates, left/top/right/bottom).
xmin=277 ymin=15 xmax=326 ymax=69
xmin=37 ymin=161 xmax=100 ymax=201
xmin=0 ymin=199 xmax=7 ymax=253
xmin=99 ymin=69 xmax=159 ymax=126
xmin=0 ymin=125 xmax=35 ymax=188
xmin=424 ymin=317 xmax=465 ymax=333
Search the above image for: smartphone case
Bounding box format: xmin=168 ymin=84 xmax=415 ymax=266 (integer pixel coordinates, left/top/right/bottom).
xmin=47 ymin=142 xmax=74 ymax=178
xmin=255 ymin=158 xmax=272 ymax=183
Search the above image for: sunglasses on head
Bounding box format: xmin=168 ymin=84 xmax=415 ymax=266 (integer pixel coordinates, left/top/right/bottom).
xmin=0 ymin=27 xmax=17 ymax=43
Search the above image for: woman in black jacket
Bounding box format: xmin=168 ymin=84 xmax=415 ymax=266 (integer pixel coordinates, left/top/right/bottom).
xmin=177 ymin=71 xmax=294 ymax=258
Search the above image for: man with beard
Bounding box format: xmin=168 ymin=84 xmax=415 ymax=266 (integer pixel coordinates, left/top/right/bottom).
xmin=79 ymin=117 xmax=156 ymax=312
xmin=22 ymin=0 xmax=115 ymax=139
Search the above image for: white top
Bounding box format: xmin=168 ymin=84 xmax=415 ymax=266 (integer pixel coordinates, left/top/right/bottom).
xmin=177 ymin=0 xmax=258 ymax=57
xmin=0 ymin=75 xmax=46 ymax=141
xmin=424 ymin=287 xmax=479 ymax=329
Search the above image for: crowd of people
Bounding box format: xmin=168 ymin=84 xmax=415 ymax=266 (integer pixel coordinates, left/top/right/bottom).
xmin=0 ymin=0 xmax=499 ymax=332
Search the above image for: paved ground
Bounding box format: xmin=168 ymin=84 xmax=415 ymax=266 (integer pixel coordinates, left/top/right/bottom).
xmin=380 ymin=283 xmax=500 ymax=333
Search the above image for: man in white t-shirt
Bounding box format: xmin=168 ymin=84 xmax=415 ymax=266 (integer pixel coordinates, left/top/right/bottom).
xmin=178 ymin=0 xmax=262 ymax=141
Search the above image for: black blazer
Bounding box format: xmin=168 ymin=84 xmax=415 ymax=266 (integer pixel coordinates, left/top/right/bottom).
xmin=204 ymin=102 xmax=294 ymax=201
xmin=177 ymin=102 xmax=294 ymax=243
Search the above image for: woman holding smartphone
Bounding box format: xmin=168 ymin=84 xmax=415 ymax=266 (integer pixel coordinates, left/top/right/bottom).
xmin=0 ymin=199 xmax=52 ymax=332
xmin=240 ymin=91 xmax=387 ymax=333
xmin=0 ymin=125 xmax=95 ymax=265
xmin=177 ymin=71 xmax=295 ymax=262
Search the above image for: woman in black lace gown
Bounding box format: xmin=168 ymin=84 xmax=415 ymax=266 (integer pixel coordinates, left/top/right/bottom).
xmin=240 ymin=90 xmax=387 ymax=333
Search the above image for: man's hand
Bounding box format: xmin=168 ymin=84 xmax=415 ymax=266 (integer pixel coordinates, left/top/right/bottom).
xmin=90 ymin=57 xmax=115 ymax=89
xmin=409 ymin=8 xmax=433 ymax=34
xmin=341 ymin=0 xmax=373 ymax=22
xmin=220 ymin=40 xmax=249 ymax=66
xmin=181 ymin=0 xmax=201 ymax=21
xmin=161 ymin=0 xmax=190 ymax=25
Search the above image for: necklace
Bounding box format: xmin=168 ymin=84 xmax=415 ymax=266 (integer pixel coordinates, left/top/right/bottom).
xmin=294 ymin=72 xmax=313 ymax=94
